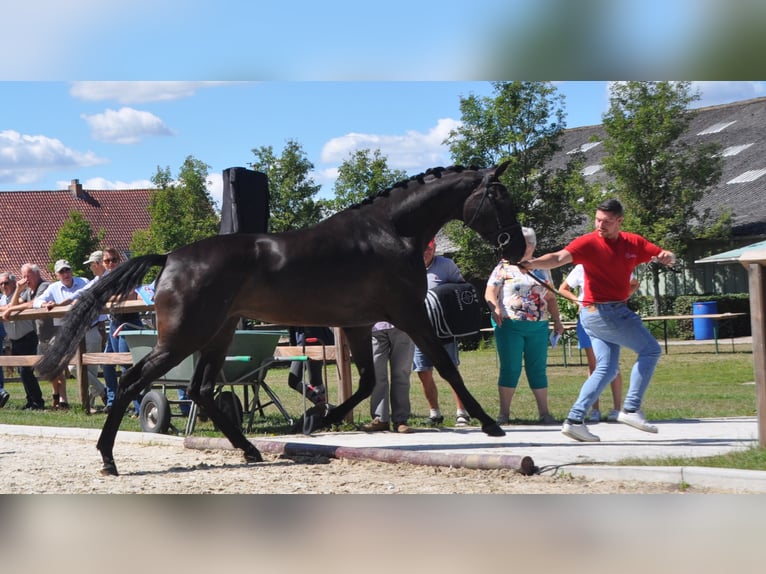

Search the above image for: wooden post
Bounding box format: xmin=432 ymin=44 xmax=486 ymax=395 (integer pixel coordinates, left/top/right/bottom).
xmin=333 ymin=327 xmax=354 ymax=423
xmin=747 ymin=263 xmax=766 ymax=446
xmin=76 ymin=338 xmax=89 ymax=414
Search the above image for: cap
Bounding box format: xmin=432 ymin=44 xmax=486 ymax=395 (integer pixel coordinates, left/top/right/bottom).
xmin=83 ymin=250 xmax=103 ymax=264
xmin=54 ymin=259 xmax=72 ymax=273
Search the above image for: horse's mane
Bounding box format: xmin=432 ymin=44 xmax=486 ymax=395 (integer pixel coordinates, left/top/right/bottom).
xmin=345 ymin=165 xmax=474 ymax=211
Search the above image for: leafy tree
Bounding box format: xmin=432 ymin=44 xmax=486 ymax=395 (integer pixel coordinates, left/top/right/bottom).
xmin=600 ymin=81 xmax=728 ymax=313
xmin=444 ymin=81 xmax=596 ymax=278
xmin=49 ymin=210 xmax=103 ymax=278
xmin=249 ymin=139 xmax=323 ymax=232
xmin=131 ymin=156 xmax=220 ymax=258
xmin=329 ymin=149 xmax=408 ymax=213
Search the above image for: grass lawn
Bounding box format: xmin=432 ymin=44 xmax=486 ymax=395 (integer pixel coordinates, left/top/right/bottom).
xmin=0 ymin=338 xmax=761 ymax=469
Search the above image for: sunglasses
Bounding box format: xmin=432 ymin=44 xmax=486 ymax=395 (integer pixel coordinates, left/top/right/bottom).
xmin=103 ymin=258 xmax=117 ymax=263
xmin=0 ymin=281 xmax=9 ymax=286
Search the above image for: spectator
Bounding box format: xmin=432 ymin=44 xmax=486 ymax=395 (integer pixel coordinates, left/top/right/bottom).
xmin=484 ymin=227 xmax=563 ymax=426
xmin=33 ymin=259 xmax=106 ymax=410
xmin=0 ymin=308 xmax=6 ymax=408
xmin=560 ymin=264 xmax=638 ymax=422
xmin=0 ymin=273 xmax=45 ymax=409
xmin=519 ymin=199 xmax=675 ymax=442
xmin=100 ymin=248 xmax=144 ymax=416
xmin=416 ymin=238 xmax=471 ymax=427
xmin=3 ymin=264 xmax=58 ymax=409
xmin=287 ymin=326 xmax=334 ymax=405
xmin=361 ymin=321 xmax=415 ymax=434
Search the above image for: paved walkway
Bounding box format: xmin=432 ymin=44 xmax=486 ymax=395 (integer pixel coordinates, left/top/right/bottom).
xmin=185 ymin=415 xmax=766 ymax=493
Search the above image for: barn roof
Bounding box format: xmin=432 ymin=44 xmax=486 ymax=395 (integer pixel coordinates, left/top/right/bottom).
xmin=0 ymin=180 xmax=152 ymax=278
xmin=548 ymin=96 xmax=766 ymax=239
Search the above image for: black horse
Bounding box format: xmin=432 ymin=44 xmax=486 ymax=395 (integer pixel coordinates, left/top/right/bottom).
xmin=37 ymin=162 xmax=526 ymax=476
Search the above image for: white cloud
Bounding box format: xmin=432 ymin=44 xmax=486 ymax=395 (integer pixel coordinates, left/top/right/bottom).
xmin=693 ymin=81 xmax=766 ymax=107
xmin=57 ymin=177 xmax=155 ymax=190
xmin=70 ymin=81 xmax=238 ymax=105
xmin=207 ymin=172 xmax=223 ymax=210
xmin=0 ymin=129 xmax=106 ymax=184
xmin=81 ymin=107 xmax=174 ymax=144
xmin=320 ymin=117 xmax=461 ymax=172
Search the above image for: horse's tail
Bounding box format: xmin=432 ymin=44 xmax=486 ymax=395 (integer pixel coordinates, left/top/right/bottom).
xmin=35 ymin=254 xmax=168 ymax=380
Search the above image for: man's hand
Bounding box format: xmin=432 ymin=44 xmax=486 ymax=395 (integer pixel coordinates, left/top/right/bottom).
xmin=653 ymin=251 xmax=677 ymax=266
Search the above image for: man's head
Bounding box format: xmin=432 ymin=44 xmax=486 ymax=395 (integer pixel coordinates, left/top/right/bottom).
xmin=54 ymin=259 xmax=74 ymax=287
xmin=83 ymin=250 xmax=105 ymax=277
xmin=424 ymin=238 xmax=436 ymax=266
xmin=594 ymin=198 xmax=625 ymax=240
xmin=0 ymin=272 xmax=15 ymax=295
xmin=20 ymin=263 xmax=42 ymax=288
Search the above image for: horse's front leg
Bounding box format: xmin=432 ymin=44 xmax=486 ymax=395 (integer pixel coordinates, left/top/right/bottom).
xmin=407 ymin=328 xmax=504 ymax=437
xmin=298 ymin=326 xmax=375 ymax=433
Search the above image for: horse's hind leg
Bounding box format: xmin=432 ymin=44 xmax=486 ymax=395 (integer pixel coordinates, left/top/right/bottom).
xmin=97 ymin=348 xmax=184 ymax=475
xmin=187 ymin=322 xmax=263 ymax=463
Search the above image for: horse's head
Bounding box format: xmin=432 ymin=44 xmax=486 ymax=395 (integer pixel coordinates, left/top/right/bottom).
xmin=463 ymin=161 xmax=526 ymax=263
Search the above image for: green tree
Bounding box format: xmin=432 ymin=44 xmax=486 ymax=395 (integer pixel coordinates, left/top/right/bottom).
xmin=49 ymin=210 xmax=103 ymax=278
xmin=601 ymin=81 xmax=728 ymax=313
xmin=249 ymin=139 xmax=323 ymax=232
xmin=444 ymin=81 xmax=595 ymax=278
xmin=329 ymin=148 xmax=408 ymax=213
xmin=131 ymin=156 xmax=220 ymax=257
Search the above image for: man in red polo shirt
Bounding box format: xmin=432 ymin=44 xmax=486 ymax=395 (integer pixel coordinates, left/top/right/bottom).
xmin=520 ymin=199 xmax=676 ymax=442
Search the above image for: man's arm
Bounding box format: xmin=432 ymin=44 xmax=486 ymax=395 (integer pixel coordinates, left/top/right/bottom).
xmin=520 ymin=249 xmax=573 ymax=270
xmin=558 ymin=279 xmax=580 ymax=305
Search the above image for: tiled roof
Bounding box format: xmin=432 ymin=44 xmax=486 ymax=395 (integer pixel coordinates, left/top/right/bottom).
xmin=548 ymin=96 xmax=766 ymax=239
xmin=0 ymin=185 xmax=152 ymax=278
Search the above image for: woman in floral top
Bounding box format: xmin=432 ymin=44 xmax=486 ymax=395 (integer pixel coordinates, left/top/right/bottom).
xmin=485 ymin=227 xmax=564 ymax=425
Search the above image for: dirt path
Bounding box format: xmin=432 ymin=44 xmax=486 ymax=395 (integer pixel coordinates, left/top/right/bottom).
xmin=0 ymin=433 xmax=732 ymax=493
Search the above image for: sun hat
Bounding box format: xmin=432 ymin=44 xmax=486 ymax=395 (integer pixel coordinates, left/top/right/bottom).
xmin=83 ymin=250 xmax=103 ymax=264
xmin=54 ymin=259 xmax=72 ymax=273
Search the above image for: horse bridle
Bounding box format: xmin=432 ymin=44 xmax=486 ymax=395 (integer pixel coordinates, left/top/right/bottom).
xmin=464 ymin=173 xmax=521 ymax=250
xmin=466 ymin=173 xmax=564 ymax=298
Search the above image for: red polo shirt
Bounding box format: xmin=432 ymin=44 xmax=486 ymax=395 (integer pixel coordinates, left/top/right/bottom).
xmin=566 ymin=230 xmax=661 ymax=304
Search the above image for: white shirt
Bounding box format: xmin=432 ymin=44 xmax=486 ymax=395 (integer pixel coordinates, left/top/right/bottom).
xmin=33 ymin=276 xmax=89 ymax=325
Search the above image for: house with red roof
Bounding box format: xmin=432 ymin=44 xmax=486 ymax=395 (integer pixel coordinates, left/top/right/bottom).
xmin=0 ymin=179 xmax=153 ymax=280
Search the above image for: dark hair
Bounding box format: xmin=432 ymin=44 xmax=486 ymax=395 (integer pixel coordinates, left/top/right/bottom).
xmin=597 ymin=198 xmax=623 ymax=217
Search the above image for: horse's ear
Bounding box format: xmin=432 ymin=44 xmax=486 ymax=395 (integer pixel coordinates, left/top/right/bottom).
xmin=493 ymin=160 xmax=512 ymax=179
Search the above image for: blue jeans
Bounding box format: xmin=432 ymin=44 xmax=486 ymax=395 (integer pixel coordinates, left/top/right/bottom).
xmin=104 ymin=320 xmax=141 ymax=414
xmin=568 ymin=302 xmax=661 ymax=422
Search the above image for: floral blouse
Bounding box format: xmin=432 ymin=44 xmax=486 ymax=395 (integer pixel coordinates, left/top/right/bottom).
xmin=487 ymin=260 xmax=553 ymax=321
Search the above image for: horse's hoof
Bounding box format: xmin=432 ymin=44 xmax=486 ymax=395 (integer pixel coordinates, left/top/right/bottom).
xmin=100 ymin=463 xmax=119 ymax=476
xmin=292 ymin=404 xmax=331 ymax=434
xmin=244 ymin=449 xmax=263 ymax=463
xmin=482 ymin=422 xmax=506 ymax=437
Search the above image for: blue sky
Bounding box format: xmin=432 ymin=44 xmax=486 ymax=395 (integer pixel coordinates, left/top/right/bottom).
xmin=2 ymin=81 xmax=764 ymax=206
xmin=2 ymin=1 xmax=765 ymax=205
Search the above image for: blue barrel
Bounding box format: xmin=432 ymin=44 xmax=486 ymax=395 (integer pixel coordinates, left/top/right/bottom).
xmin=692 ymin=301 xmax=718 ymax=340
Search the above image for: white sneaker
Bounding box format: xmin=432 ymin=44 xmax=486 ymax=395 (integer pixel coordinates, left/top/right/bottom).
xmin=587 ymin=409 xmax=601 ymax=423
xmin=606 ymin=409 xmax=620 ymax=422
xmin=561 ymin=420 xmax=600 ymax=442
xmin=617 ymin=410 xmax=658 ymax=433
xmin=496 ymin=414 xmax=510 ymax=425
xmin=455 ymin=414 xmax=470 ymax=427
